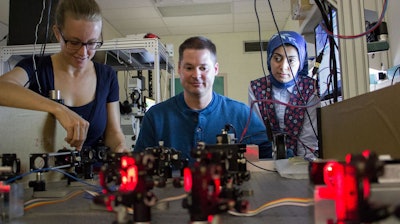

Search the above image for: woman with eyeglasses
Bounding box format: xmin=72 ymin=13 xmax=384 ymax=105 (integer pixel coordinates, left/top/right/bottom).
xmin=0 ymin=0 xmax=127 ymax=153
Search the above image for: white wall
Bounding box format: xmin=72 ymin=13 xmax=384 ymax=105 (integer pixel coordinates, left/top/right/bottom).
xmin=161 ymin=32 xmax=274 ymax=104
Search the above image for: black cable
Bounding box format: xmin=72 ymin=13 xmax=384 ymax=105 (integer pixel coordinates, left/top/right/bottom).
xmin=270 ymin=0 xmax=319 ymax=140
xmin=320 ymin=0 xmax=387 ymax=40
xmin=124 ymin=70 xmax=129 ymax=101
xmin=314 ymin=0 xmax=341 ymax=103
xmin=266 ymin=129 xmax=318 ymax=159
xmin=313 ymin=51 xmax=324 ymax=98
xmin=315 ymin=18 xmax=335 ymax=99
xmin=0 ymin=34 xmax=7 ymax=43
xmin=224 ymin=123 xmax=238 ymax=140
xmin=239 ymin=130 xmax=269 ymax=143
xmin=32 ymin=0 xmax=48 ymax=94
xmin=312 ymin=51 xmax=324 ymax=77
xmin=327 ymin=5 xmax=339 ymax=103
xmin=254 ymin=0 xmax=319 ymax=155
xmin=39 ymin=0 xmax=53 ymax=56
xmin=33 ymin=0 xmax=54 ymax=96
xmin=391 ymin=66 xmax=400 ymax=85
xmin=246 ymin=159 xmax=276 ymax=172
xmin=314 ymin=0 xmax=331 ymax=30
xmin=253 ymin=0 xmax=267 ymax=77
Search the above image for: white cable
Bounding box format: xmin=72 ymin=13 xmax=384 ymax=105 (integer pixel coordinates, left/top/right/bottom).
xmin=32 ymin=0 xmax=46 ymax=94
xmin=155 ymin=193 xmax=187 ymax=205
xmin=116 ymin=50 xmax=125 ymax=65
xmin=228 ymin=201 xmax=314 ymax=217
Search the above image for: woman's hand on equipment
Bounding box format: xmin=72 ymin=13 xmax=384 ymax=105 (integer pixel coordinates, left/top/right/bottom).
xmin=53 ymin=105 xmax=89 ymax=150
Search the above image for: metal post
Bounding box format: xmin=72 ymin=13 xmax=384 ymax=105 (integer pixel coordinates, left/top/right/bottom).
xmin=336 ymin=0 xmax=370 ymax=99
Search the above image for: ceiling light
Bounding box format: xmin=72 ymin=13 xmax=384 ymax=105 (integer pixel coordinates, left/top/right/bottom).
xmin=154 ymin=0 xmax=194 ymax=6
xmin=157 ymin=2 xmax=231 ymax=17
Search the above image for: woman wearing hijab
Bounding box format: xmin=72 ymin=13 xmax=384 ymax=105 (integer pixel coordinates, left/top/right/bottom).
xmin=249 ymin=31 xmax=319 ymax=161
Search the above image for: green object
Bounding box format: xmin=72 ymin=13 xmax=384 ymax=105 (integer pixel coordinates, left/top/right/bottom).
xmin=367 ymin=41 xmax=389 ymax=53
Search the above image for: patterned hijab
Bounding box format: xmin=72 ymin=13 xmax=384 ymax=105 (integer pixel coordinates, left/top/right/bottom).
xmin=266 ymin=31 xmax=308 ymax=88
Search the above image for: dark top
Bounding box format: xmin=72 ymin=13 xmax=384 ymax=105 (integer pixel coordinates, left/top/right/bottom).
xmin=134 ymin=92 xmax=272 ymax=163
xmin=16 ymin=56 xmax=119 ymax=147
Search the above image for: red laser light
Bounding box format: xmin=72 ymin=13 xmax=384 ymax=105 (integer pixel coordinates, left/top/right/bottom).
xmin=183 ymin=167 xmax=192 ymax=192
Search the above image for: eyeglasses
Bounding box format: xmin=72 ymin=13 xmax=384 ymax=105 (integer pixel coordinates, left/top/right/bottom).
xmin=58 ymin=29 xmax=103 ymax=50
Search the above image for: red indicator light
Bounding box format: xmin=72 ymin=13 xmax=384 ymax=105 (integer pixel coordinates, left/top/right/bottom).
xmin=322 ymin=161 xmax=359 ymax=221
xmin=363 ymin=177 xmax=371 ymax=199
xmin=345 ymin=154 xmax=352 ymax=164
xmin=121 ymin=156 xmax=135 ymax=168
xmin=362 ymin=149 xmax=371 ymax=158
xmin=207 ymin=215 xmax=214 ymax=223
xmin=183 ymin=167 xmax=192 ymax=192
xmin=213 ymin=178 xmax=221 ymax=196
xmin=0 ymin=182 xmax=10 ymax=193
xmin=323 ymin=162 xmax=336 ymax=187
xmin=119 ymin=156 xmax=138 ymax=192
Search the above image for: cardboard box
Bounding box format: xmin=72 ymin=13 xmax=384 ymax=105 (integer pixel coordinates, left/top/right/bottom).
xmin=318 ymin=84 xmax=400 ymax=160
xmin=0 ymin=106 xmax=67 ymax=185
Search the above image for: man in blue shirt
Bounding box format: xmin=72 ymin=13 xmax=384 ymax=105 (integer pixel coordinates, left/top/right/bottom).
xmin=134 ymin=36 xmax=272 ymax=163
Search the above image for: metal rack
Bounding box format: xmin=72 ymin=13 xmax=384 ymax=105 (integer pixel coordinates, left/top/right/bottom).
xmin=0 ymin=37 xmax=175 ymax=103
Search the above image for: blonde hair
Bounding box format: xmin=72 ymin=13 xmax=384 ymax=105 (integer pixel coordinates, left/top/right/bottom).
xmin=55 ymin=0 xmax=102 ymax=29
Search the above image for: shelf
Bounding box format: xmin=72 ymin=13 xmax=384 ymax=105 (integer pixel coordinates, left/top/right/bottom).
xmin=0 ymin=37 xmax=175 ymax=103
xmin=1 ymin=38 xmax=173 ymax=71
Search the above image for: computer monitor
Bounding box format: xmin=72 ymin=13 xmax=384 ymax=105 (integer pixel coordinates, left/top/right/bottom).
xmin=314 ymin=8 xmax=341 ymax=101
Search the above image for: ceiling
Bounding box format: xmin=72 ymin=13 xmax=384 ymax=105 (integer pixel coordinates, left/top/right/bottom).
xmin=0 ymin=0 xmax=294 ymax=38
xmin=97 ymin=0 xmax=293 ymax=37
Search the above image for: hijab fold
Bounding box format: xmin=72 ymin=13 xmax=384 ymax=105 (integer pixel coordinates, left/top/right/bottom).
xmin=266 ymin=31 xmax=308 ymax=88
